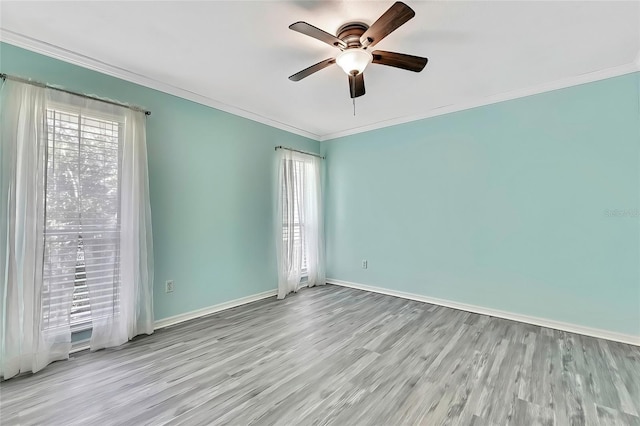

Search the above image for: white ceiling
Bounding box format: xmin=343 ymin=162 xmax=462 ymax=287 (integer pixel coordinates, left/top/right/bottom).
xmin=1 ymin=1 xmax=639 ymax=140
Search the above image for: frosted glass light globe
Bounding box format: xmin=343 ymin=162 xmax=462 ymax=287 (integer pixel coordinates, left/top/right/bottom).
xmin=336 ymin=49 xmax=373 ymax=75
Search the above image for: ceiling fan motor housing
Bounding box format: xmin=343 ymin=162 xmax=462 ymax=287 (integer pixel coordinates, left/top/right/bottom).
xmin=335 ymin=22 xmax=373 ymax=75
xmin=336 ymin=22 xmax=369 ymax=48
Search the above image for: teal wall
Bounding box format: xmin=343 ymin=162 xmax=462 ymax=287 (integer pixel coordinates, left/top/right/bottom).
xmin=2 ymin=42 xmax=639 ymax=337
xmin=0 ymin=42 xmax=319 ymax=321
xmin=323 ymin=73 xmax=640 ymax=336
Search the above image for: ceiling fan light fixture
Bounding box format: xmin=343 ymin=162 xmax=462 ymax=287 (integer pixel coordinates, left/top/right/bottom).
xmin=336 ymin=49 xmax=373 ymax=76
xmin=288 ymin=2 xmax=425 ymax=99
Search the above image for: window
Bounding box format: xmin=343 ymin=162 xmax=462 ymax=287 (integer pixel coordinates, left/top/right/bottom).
xmin=275 ymin=149 xmax=324 ymax=299
xmin=282 ymin=159 xmax=308 ymax=277
xmin=2 ymin=78 xmax=153 ymax=372
xmin=42 ymin=106 xmax=122 ymax=332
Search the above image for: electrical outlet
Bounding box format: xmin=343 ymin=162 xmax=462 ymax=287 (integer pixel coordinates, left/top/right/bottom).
xmin=165 ymin=280 xmax=174 ymax=293
xmin=362 ymin=260 xmax=368 ymax=269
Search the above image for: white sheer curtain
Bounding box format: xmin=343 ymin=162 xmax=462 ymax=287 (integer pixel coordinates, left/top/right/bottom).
xmin=0 ymin=80 xmax=72 ymax=379
xmin=0 ymin=80 xmax=154 ymax=378
xmin=88 ymin=108 xmax=154 ymax=350
xmin=118 ymin=109 xmax=154 ymax=342
xmin=303 ymin=155 xmax=325 ymax=288
xmin=275 ymin=149 xmax=325 ymax=299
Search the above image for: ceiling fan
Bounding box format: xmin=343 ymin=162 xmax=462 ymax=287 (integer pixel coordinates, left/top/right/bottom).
xmin=288 ymin=1 xmax=428 ymax=99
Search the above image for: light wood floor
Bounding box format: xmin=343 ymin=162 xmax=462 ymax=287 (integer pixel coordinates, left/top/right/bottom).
xmin=1 ymin=285 xmax=639 ymax=425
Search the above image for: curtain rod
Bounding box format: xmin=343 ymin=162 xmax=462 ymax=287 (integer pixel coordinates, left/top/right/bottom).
xmin=275 ymin=145 xmax=325 ymax=159
xmin=0 ymin=73 xmax=151 ymax=116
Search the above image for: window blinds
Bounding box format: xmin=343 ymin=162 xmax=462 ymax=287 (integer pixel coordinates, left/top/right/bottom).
xmin=42 ymin=108 xmax=122 ymax=330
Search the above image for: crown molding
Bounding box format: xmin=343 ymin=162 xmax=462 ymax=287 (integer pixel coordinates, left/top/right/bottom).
xmin=0 ymin=29 xmax=322 ymax=141
xmin=319 ymin=60 xmax=640 ymax=141
xmin=2 ymin=29 xmax=638 ymax=144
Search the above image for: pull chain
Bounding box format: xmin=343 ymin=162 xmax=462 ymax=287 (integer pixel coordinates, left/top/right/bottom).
xmin=350 ymin=71 xmax=357 ymax=116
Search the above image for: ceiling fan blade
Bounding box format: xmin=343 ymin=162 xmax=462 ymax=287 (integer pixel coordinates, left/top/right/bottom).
xmin=360 ymin=2 xmax=415 ymax=49
xmin=372 ymin=50 xmax=428 ymax=72
xmin=348 ymin=73 xmax=365 ymax=98
xmin=289 ymin=58 xmax=336 ymax=82
xmin=289 ymin=22 xmax=347 ymax=49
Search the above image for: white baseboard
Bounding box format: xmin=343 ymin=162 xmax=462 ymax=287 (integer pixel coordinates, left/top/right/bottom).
xmin=153 ymin=289 xmax=277 ymax=330
xmin=327 ymin=278 xmax=640 ymax=347
xmin=70 ymin=289 xmax=277 ymax=353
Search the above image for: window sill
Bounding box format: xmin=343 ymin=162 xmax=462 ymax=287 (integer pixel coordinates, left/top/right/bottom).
xmin=70 ymin=321 xmax=92 ymax=333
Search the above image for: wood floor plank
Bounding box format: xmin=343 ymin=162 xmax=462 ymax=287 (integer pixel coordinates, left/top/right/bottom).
xmin=1 ymin=284 xmax=638 ymax=425
xmin=596 ymin=405 xmax=640 ymax=426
